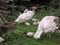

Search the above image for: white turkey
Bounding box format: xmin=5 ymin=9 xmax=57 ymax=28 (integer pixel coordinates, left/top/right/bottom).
xmin=33 ymin=16 xmax=59 ymax=39
xmin=15 ymin=7 xmax=37 ymax=25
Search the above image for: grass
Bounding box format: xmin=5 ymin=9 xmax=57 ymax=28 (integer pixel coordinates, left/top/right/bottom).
xmin=0 ymin=7 xmax=60 ymax=45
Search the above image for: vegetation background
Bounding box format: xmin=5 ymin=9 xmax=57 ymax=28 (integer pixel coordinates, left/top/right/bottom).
xmin=0 ymin=0 xmax=60 ymax=45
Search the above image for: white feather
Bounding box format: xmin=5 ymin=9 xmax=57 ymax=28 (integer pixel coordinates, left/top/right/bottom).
xmin=27 ymin=32 xmax=34 ymax=37
xmin=24 ymin=9 xmax=28 ymax=13
xmin=33 ymin=22 xmax=38 ymax=25
xmin=0 ymin=37 xmax=5 ymax=42
xmin=32 ymin=18 xmax=37 ymax=22
xmin=25 ymin=22 xmax=30 ymax=26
